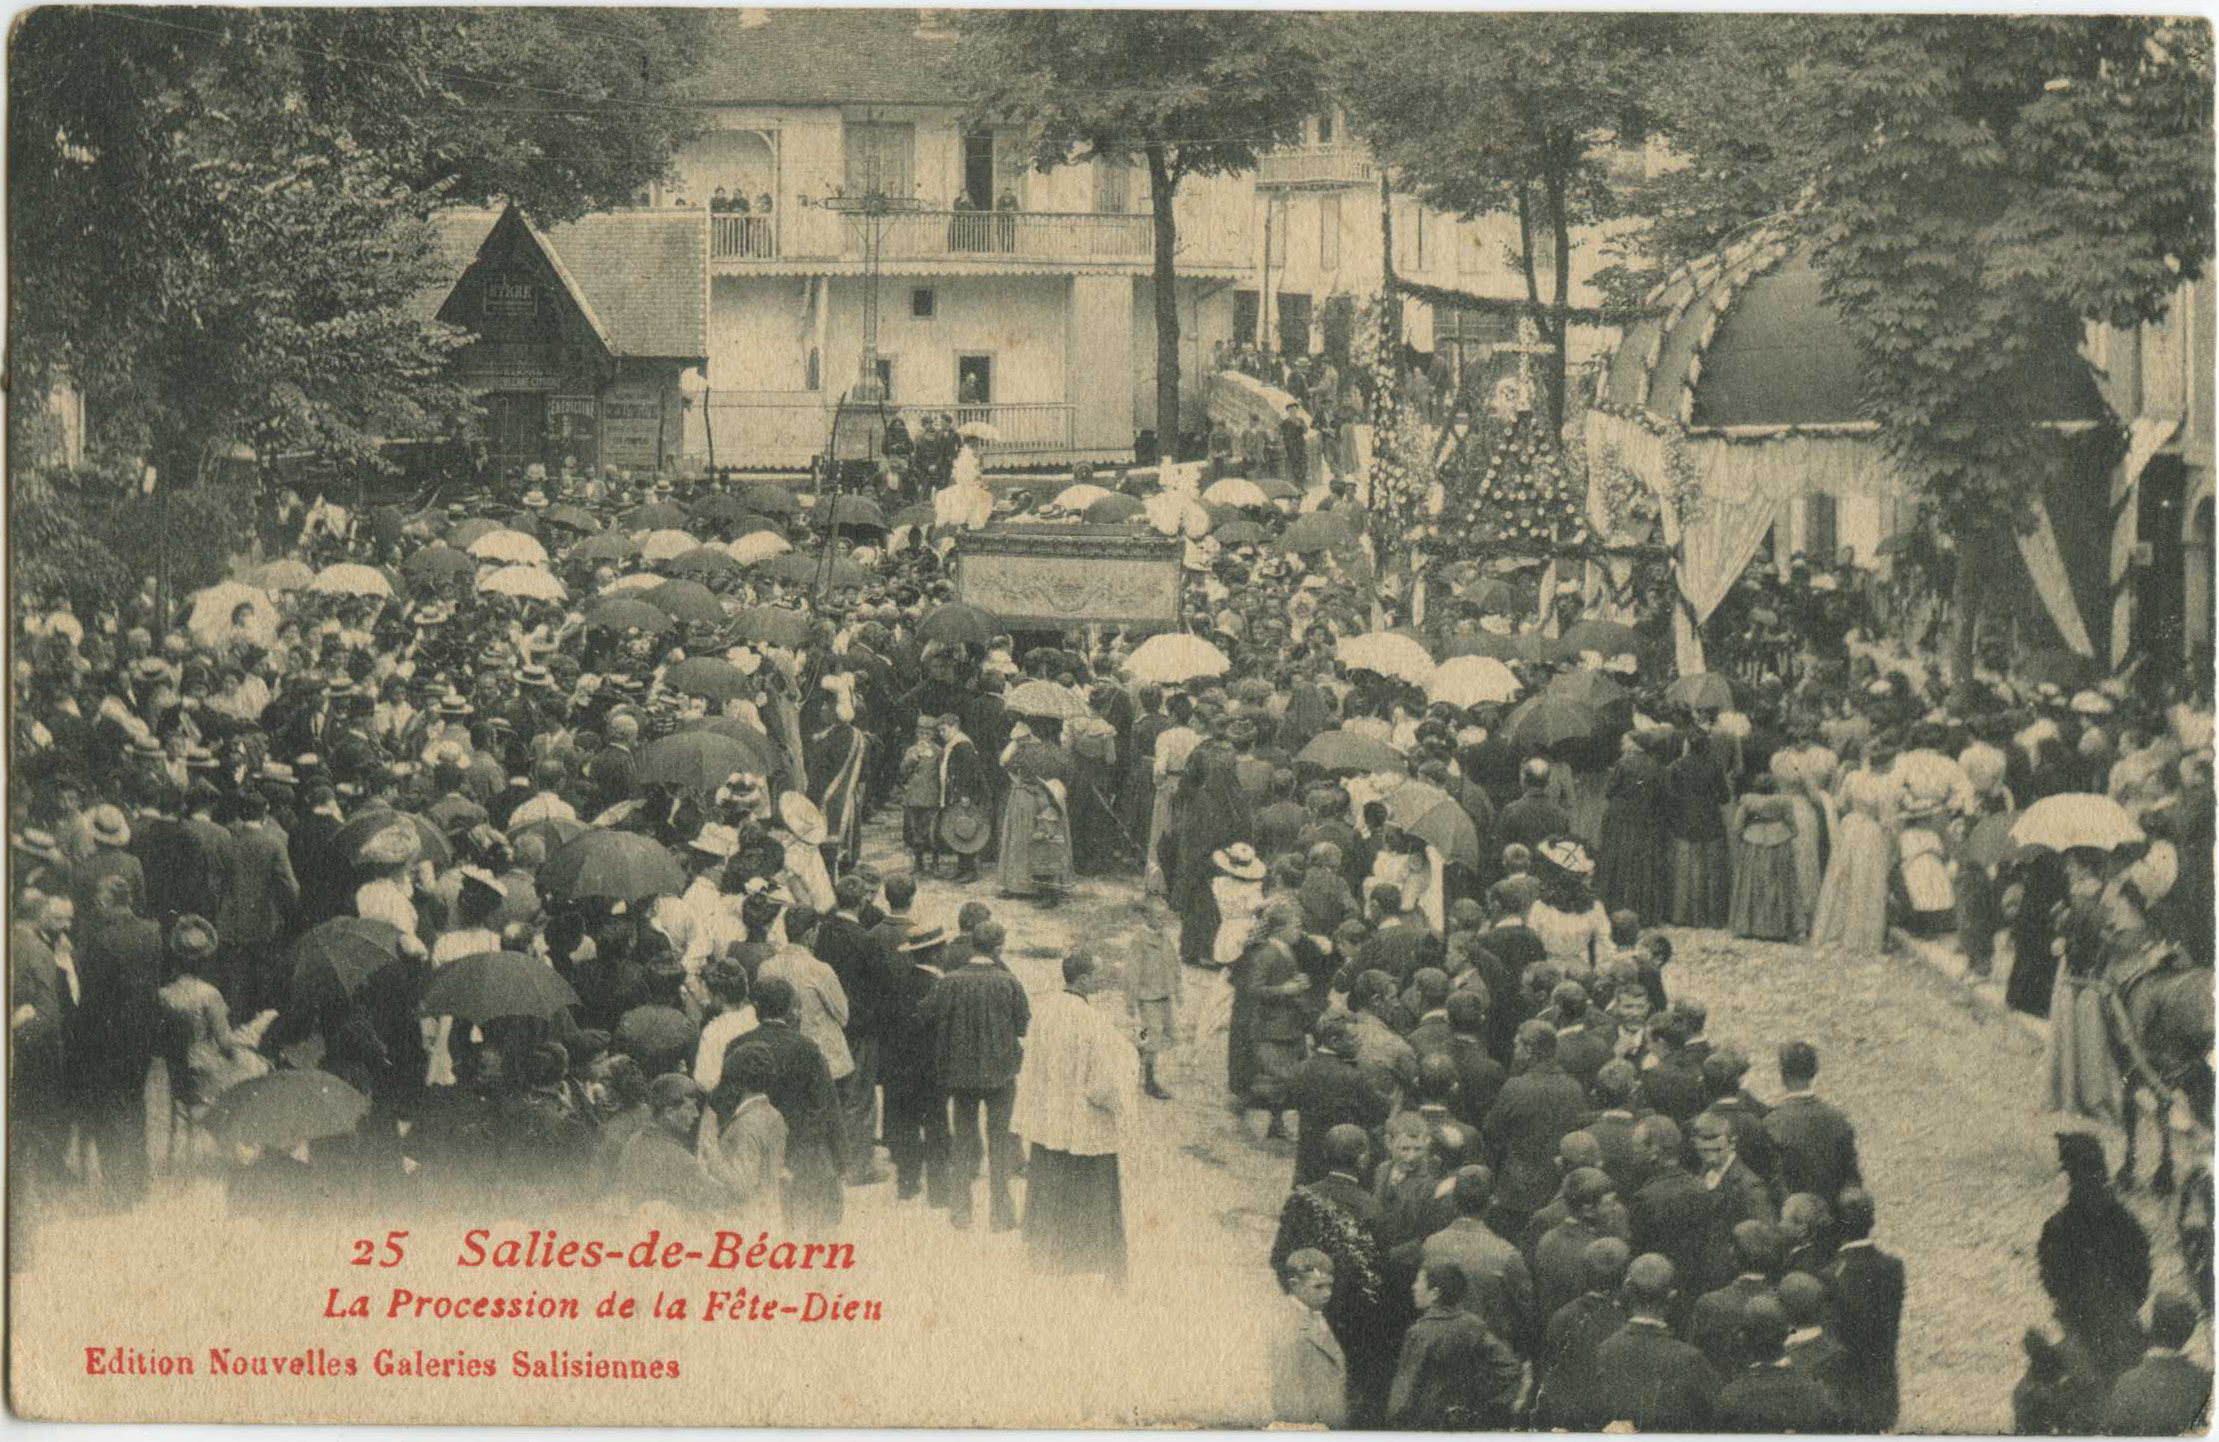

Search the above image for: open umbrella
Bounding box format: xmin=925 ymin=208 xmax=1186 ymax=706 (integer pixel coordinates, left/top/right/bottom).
xmin=684 ymin=717 xmax=788 ymax=779
xmin=645 ymin=579 xmax=727 ymax=627
xmin=187 ymin=582 xmax=279 ymax=649
xmin=248 ymin=559 xmax=315 ymax=592
xmin=2010 ymin=793 xmax=2145 ymax=853
xmin=690 ymin=493 xmax=754 ymax=526
xmin=540 ymin=504 xmax=601 ymax=534
xmin=583 ymin=597 xmax=675 ymax=634
xmin=738 ymin=484 xmax=801 ymax=517
xmin=1278 ymin=513 xmax=1358 ymax=554
xmin=817 ymin=496 xmax=888 ymax=532
xmin=1546 ymin=670 xmax=1629 ymax=709
xmin=1251 ymin=476 xmax=1302 ymax=501
xmin=573 ymin=531 xmax=641 ymax=563
xmin=1084 ymin=494 xmax=1146 ymax=524
xmin=917 ymin=601 xmax=1001 ymax=646
xmin=640 ymin=731 xmax=767 ymax=793
xmin=204 ymin=1070 xmax=370 ymax=1149
xmin=288 ymin=917 xmax=404 ymax=1012
xmin=626 ymin=500 xmax=692 ymax=530
xmin=466 ymin=529 xmax=546 ymax=566
xmin=1665 ymin=672 xmax=1737 ymax=710
xmin=1384 ymin=780 xmax=1482 ymax=866
xmin=1556 ymin=618 xmax=1641 ymax=658
xmin=1203 ymin=477 xmax=1271 ymax=508
xmin=1006 ymin=679 xmax=1091 ymax=721
xmin=1501 ymin=696 xmax=1600 ymax=751
xmin=1214 ymin=519 xmax=1266 ymax=547
xmin=478 ymin=565 xmax=566 ymax=602
xmin=1337 ymin=632 xmax=1437 ymax=686
xmin=1145 ymin=491 xmax=1212 ymax=537
xmin=329 ymin=810 xmax=453 ymax=869
xmin=727 ymin=531 xmax=793 ymax=566
xmin=402 ymin=545 xmax=476 ymax=582
xmin=731 ymin=606 xmax=813 ymax=647
xmin=600 ymin=572 xmax=663 ymax=595
xmin=639 ymin=529 xmax=700 ymax=563
xmin=507 ymin=815 xmax=586 ymax=856
xmin=308 ymin=564 xmax=394 ymax=599
xmin=419 ymin=950 xmax=580 ymax=1023
xmin=1053 ymin=484 xmax=1113 ymax=512
xmin=958 ymin=420 xmax=1002 ymax=441
xmin=1441 ymin=630 xmax=1546 ymax=663
xmin=1430 ymin=656 xmax=1521 ymax=707
xmin=540 ymin=828 xmax=687 ymax=901
xmin=1122 ymin=633 xmax=1230 ymax=686
xmin=660 ymin=545 xmax=742 ymax=579
xmin=663 ymin=657 xmax=753 ymax=703
xmin=756 ymin=552 xmax=870 ymax=590
xmin=446 ymin=517 xmax=502 ymax=549
xmin=1299 ymin=730 xmax=1407 ymax=774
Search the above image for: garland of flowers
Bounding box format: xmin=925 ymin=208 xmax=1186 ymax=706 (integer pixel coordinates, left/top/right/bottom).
xmin=1353 ymin=293 xmax=1437 ymax=567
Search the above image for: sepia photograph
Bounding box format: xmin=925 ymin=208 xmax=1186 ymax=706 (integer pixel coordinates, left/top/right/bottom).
xmin=6 ymin=5 xmax=2216 ymax=1431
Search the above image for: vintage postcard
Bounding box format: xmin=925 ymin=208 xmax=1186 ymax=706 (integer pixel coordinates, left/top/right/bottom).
xmin=8 ymin=5 xmax=2215 ymax=1431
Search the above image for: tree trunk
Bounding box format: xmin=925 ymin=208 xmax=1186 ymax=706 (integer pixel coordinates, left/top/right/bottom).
xmin=1144 ymin=143 xmax=1182 ymax=457
xmin=1545 ymin=165 xmax=1573 ymax=437
xmin=1949 ymin=531 xmax=1983 ymax=706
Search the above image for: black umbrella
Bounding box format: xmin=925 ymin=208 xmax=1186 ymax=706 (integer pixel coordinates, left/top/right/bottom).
xmin=538 ymin=829 xmax=687 ymax=901
xmin=916 ymin=601 xmax=1001 ymax=646
xmin=289 ymin=917 xmax=404 ymax=1011
xmin=419 ymin=951 xmax=580 ymax=1023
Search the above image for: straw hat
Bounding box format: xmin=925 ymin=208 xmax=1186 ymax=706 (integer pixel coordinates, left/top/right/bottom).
xmin=1212 ymin=843 xmax=1266 ymax=881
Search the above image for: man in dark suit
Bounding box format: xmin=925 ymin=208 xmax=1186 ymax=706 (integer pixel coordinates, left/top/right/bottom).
xmin=1686 ymin=1219 xmax=1784 ymax=1377
xmin=1691 ymin=1109 xmax=1778 ymax=1295
xmin=1628 ymin=1115 xmax=1714 ymax=1307
xmin=1589 ymin=1253 xmax=1718 ymax=1431
xmin=1826 ymin=1186 xmax=1906 ymax=1431
xmin=1440 ymin=991 xmax=1506 ymax=1129
xmin=1552 ymin=982 xmax=1614 ymax=1091
xmin=813 ymin=875 xmax=895 ymax=1184
xmin=1532 ymin=1166 xmax=1624 ymax=1324
xmin=10 ymin=892 xmax=76 ymax=1188
xmin=1286 ymin=1019 xmax=1392 ymax=1187
xmin=586 ymin=712 xmax=641 ymax=817
xmin=1700 ymin=1048 xmax=1779 ymax=1190
xmin=1272 ymin=1125 xmax=1394 ymax=1426
xmin=2103 ymin=1291 xmax=2211 ymax=1435
xmin=69 ymin=875 xmax=166 ymax=1208
xmin=1777 ymin=1271 xmax=1853 ymax=1414
xmin=1497 ymin=758 xmax=1572 ymax=851
xmin=1637 ymin=1009 xmax=1709 ymax=1125
xmin=715 ymin=977 xmax=846 ymax=1228
xmin=1254 ymin=768 xmax=1308 ymax=860
xmin=1583 ymin=1059 xmax=1650 ymax=1194
xmin=1533 ymin=1236 xmax=1632 ymax=1429
xmin=1763 ymin=1040 xmax=1862 ymax=1208
xmin=1717 ymin=1296 xmax=1842 ymax=1433
xmin=1518 ymin=1131 xmax=1630 ymax=1265
xmin=288 ymin=781 xmax=350 ymax=927
xmin=1482 ymin=1020 xmax=1590 ymax=1226
xmin=227 ymin=786 xmax=300 ymax=1014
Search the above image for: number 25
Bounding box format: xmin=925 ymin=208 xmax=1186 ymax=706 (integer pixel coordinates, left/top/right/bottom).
xmin=349 ymin=1231 xmax=409 ymax=1267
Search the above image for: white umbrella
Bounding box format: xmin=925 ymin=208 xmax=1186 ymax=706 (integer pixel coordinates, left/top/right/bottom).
xmin=957 ymin=421 xmax=1002 ymax=441
xmin=1430 ymin=655 xmax=1521 ymax=707
xmin=726 ymin=531 xmax=792 ymax=566
xmin=1337 ymin=631 xmax=1437 ymax=687
xmin=1202 ymin=477 xmax=1270 ymax=508
xmin=478 ymin=564 xmax=566 ymax=602
xmin=639 ymin=528 xmax=699 ymax=562
xmin=1053 ymin=483 xmax=1114 ymax=511
xmin=1144 ymin=490 xmax=1211 ymax=538
xmin=307 ymin=564 xmax=393 ymax=599
xmin=2010 ymin=793 xmax=2146 ymax=853
xmin=187 ymin=582 xmax=280 ymax=649
xmin=1006 ymin=679 xmax=1090 ymax=720
xmin=600 ymin=572 xmax=664 ymax=595
xmin=466 ymin=529 xmax=548 ymax=566
xmin=248 ymin=559 xmax=315 ymax=592
xmin=1122 ymin=633 xmax=1231 ymax=687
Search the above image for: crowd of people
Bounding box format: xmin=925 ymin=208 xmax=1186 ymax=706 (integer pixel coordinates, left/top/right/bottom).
xmin=8 ymin=427 xmax=2212 ymax=1426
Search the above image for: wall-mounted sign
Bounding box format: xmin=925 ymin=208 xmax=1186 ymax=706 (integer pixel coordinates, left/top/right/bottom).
xmin=601 ymin=390 xmax=666 ymax=470
xmin=484 ymin=280 xmax=537 ymax=319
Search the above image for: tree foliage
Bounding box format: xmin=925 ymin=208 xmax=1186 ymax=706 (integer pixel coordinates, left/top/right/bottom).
xmin=955 ymin=11 xmax=1326 ymax=446
xmin=1330 ymin=13 xmax=1689 ymax=431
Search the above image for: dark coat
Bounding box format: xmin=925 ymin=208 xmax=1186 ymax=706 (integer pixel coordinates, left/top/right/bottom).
xmin=1638 ymin=1054 xmax=1708 ymax=1125
xmin=68 ymin=909 xmax=166 ymax=1097
xmin=289 ymin=810 xmax=349 ymax=925
xmin=1629 ymin=1163 xmax=1715 ymax=1291
xmin=1717 ymin=1361 xmax=1843 ymax=1433
xmin=924 ymin=960 xmax=1030 ymax=1092
xmin=1764 ymin=1092 xmax=1863 ymax=1207
xmin=1687 ymin=1273 xmax=1775 ymax=1376
xmin=1481 ymin=1059 xmax=1589 ymax=1215
xmin=1287 ymin=1052 xmax=1392 ymax=1187
xmin=812 ymin=914 xmax=895 ymax=1040
xmin=717 ymin=1018 xmax=844 ymax=1227
xmin=1443 ymin=1035 xmax=1506 ymax=1130
xmin=1537 ymin=1290 xmax=1631 ymax=1428
xmin=1583 ymin=1107 xmax=1650 ymax=1195
xmin=1826 ymin=1240 xmax=1907 ymax=1430
xmin=227 ymin=818 xmax=300 ymax=949
xmin=1499 ymin=794 xmax=1573 ymax=852
xmin=1589 ymin=1317 xmax=1719 ymax=1431
xmin=1386 ymin=1307 xmax=1521 ymax=1429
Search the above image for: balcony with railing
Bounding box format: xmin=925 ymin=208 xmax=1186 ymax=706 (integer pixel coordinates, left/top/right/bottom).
xmin=711 ymin=214 xmax=779 ymax=260
xmin=705 ymin=397 xmax=1083 ymax=467
xmin=1256 ymin=144 xmax=1376 ymax=189
xmin=707 ymin=205 xmax=1246 ymax=272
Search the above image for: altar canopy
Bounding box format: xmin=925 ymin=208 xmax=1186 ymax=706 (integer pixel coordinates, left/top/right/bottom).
xmin=1585 ymin=227 xmax=2112 ymax=673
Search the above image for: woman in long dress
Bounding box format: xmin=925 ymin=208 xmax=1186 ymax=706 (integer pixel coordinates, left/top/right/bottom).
xmin=1809 ymin=745 xmax=1899 ymax=953
xmin=1597 ymin=728 xmax=1671 ymax=924
xmin=1526 ymin=838 xmax=1614 ymax=973
xmin=159 ymin=915 xmax=273 ymax=1106
xmin=2042 ymin=854 xmax=2121 ymax=1123
xmin=1726 ymin=775 xmax=1803 ymax=941
xmin=1772 ymin=749 xmax=1826 ymax=938
xmin=997 ymin=722 xmax=1076 ymax=901
xmin=1161 ymin=746 xmax=1255 ymax=968
xmin=1662 ymin=728 xmax=1734 ymax=928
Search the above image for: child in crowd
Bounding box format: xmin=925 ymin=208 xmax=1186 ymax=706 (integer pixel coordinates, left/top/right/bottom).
xmin=899 ymin=715 xmax=944 ymax=875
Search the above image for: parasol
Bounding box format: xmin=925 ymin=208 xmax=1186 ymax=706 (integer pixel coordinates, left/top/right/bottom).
xmin=1083 ymin=494 xmax=1146 ymax=524
xmin=477 ymin=565 xmax=566 ymax=602
xmin=1430 ymin=656 xmax=1521 ymax=708
xmin=2009 ymin=793 xmax=2146 ymax=853
xmin=307 ymin=564 xmax=394 ymax=599
xmin=690 ymin=493 xmax=754 ymax=526
xmin=573 ymin=531 xmax=642 ymax=562
xmin=1664 ymin=672 xmax=1736 ymax=711
xmin=1501 ymin=696 xmax=1600 ymax=751
xmin=626 ymin=501 xmax=692 ymax=530
xmin=466 ymin=529 xmax=548 ymax=566
xmin=402 ymin=545 xmax=476 ymax=582
xmin=583 ymin=597 xmax=675 ymax=634
xmin=1122 ymin=633 xmax=1230 ymax=687
xmin=329 ymin=810 xmax=453 ymax=869
xmin=1336 ymin=632 xmax=1437 ymax=686
xmin=187 ymin=582 xmax=279 ymax=650
xmin=1440 ymin=630 xmax=1546 ymax=663
xmin=893 ymin=503 xmax=937 ymax=529
xmin=731 ymin=606 xmax=812 ymax=647
xmin=1214 ymin=519 xmax=1266 ymax=547
xmin=1546 ymin=669 xmax=1629 ymax=709
xmin=639 ymin=731 xmax=771 ymax=793
xmin=1006 ymin=679 xmax=1091 ymax=721
xmin=287 ymin=917 xmax=404 ymax=1012
xmin=645 ymin=579 xmax=727 ymax=627
xmin=418 ymin=951 xmax=580 ymax=1023
xmin=916 ymin=602 xmax=1001 ymax=647
xmin=660 ymin=545 xmax=742 ymax=577
xmin=738 ymin=484 xmax=801 ymax=516
xmin=248 ymin=559 xmax=315 ymax=592
xmin=1202 ymin=477 xmax=1271 ymax=509
xmin=684 ymin=717 xmax=789 ymax=779
xmin=600 ymin=572 xmax=663 ymax=595
xmin=817 ymin=496 xmax=888 ymax=532
xmin=204 ymin=1070 xmax=370 ymax=1149
xmin=539 ymin=828 xmax=687 ymax=901
xmin=639 ymin=528 xmax=700 ymax=562
xmin=1299 ymin=730 xmax=1407 ymax=774
xmin=663 ymin=657 xmax=753 ymax=703
xmin=507 ymin=815 xmax=586 ymax=856
xmin=540 ymin=504 xmax=601 ymax=534
xmin=1383 ymin=780 xmax=1482 ymax=866
xmin=1277 ymin=513 xmax=1358 ymax=554
xmin=1144 ymin=491 xmax=1212 ymax=537
xmin=755 ymin=552 xmax=870 ymax=590
xmin=446 ymin=517 xmax=502 ymax=549
xmin=1556 ymin=618 xmax=1641 ymax=659
xmin=726 ymin=532 xmax=792 ymax=566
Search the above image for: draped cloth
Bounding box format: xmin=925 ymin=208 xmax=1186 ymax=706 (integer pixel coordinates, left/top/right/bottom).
xmin=1663 ymin=491 xmax=1787 ymax=677
xmin=2014 ymin=500 xmax=2098 ymax=658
